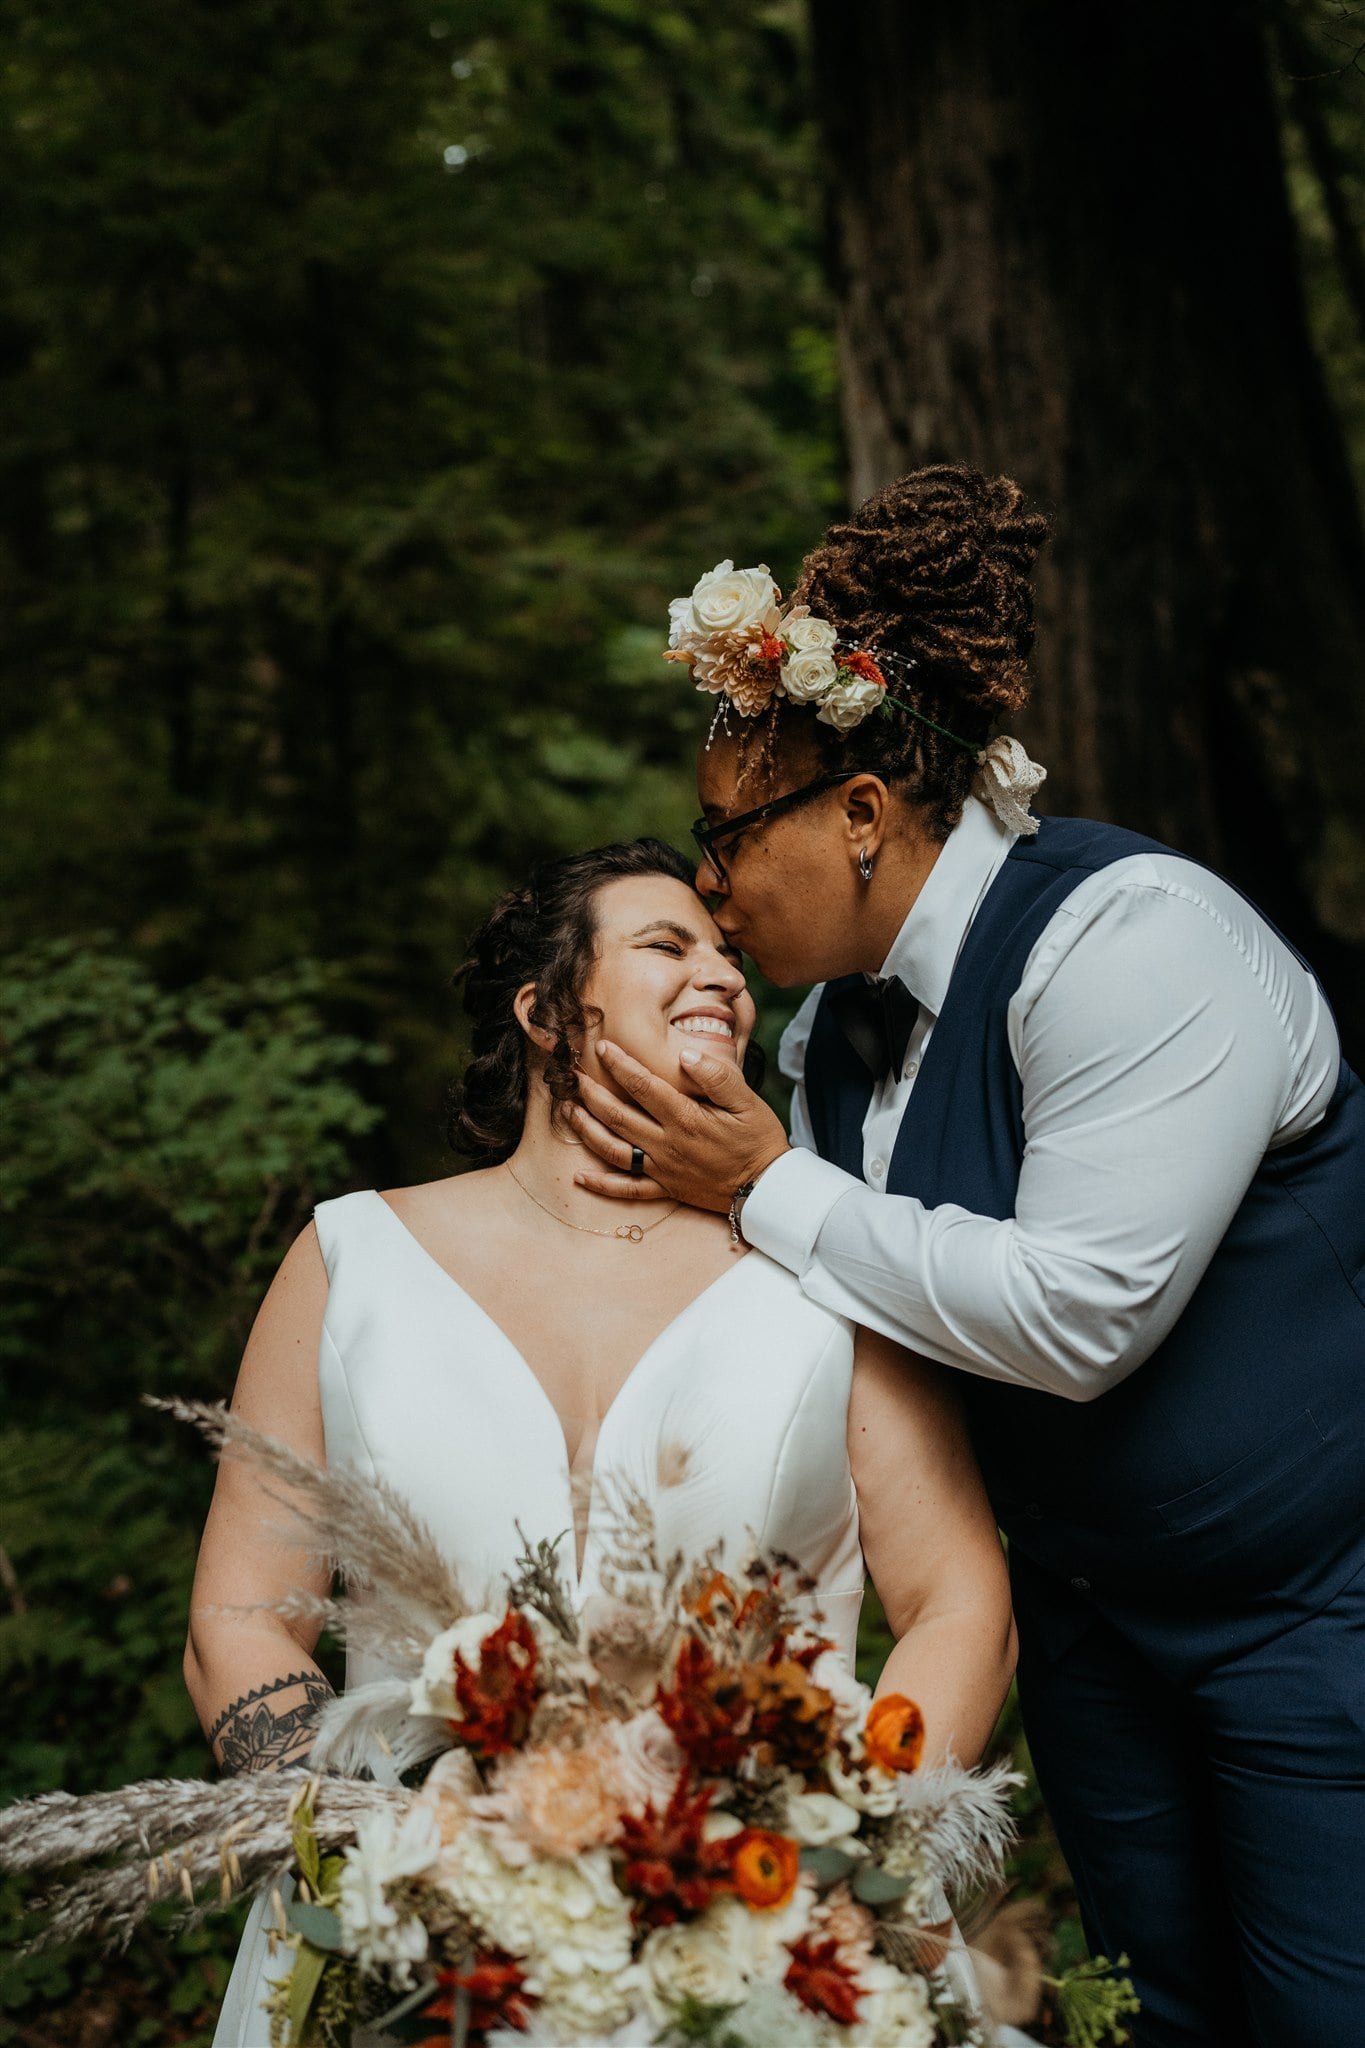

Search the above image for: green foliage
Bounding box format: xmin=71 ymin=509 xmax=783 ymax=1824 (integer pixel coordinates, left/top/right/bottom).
xmin=0 ymin=936 xmax=386 ymax=1406
xmin=0 ymin=0 xmax=836 ymax=1176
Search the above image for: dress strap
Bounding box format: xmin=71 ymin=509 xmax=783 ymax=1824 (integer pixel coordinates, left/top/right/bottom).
xmin=312 ymin=1188 xmax=379 ymax=1285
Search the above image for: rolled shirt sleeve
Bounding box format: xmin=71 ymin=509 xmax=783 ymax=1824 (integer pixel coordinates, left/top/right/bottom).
xmin=742 ymin=864 xmax=1340 ymax=1401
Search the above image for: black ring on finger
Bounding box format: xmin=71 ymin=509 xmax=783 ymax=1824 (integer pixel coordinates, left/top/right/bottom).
xmin=630 ymin=1145 xmax=646 ymax=1179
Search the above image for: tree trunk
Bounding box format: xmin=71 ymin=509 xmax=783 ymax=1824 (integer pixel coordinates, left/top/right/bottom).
xmin=811 ymin=0 xmax=1365 ymax=1054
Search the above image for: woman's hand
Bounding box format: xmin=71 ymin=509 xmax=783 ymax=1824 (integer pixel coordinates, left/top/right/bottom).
xmin=570 ymin=1039 xmax=789 ymax=1211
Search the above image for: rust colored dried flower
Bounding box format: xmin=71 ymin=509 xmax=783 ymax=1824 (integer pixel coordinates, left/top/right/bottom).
xmin=656 ymin=1637 xmax=754 ymax=1774
xmin=743 ymin=1657 xmax=837 ymax=1772
xmin=452 ymin=1610 xmax=540 ymax=1759
xmin=614 ymin=1771 xmax=734 ymax=1929
xmin=418 ymin=1946 xmax=535 ymax=2041
xmin=784 ymin=1932 xmax=864 ymax=2025
xmin=837 ymin=649 xmax=887 ymax=688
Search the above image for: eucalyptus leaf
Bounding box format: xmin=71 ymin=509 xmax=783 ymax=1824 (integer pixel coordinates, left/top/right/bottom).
xmin=850 ymin=1864 xmax=914 ymax=1904
xmin=799 ymin=1844 xmax=858 ymax=1883
xmin=286 ymin=1900 xmax=347 ymax=1951
xmin=284 ymin=1938 xmax=329 ymax=2043
xmin=290 ymin=1793 xmax=320 ymax=1893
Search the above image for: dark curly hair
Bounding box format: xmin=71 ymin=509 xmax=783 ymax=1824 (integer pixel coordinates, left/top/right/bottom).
xmin=446 ymin=838 xmax=762 ymax=1164
xmin=732 ymin=465 xmax=1050 ymax=840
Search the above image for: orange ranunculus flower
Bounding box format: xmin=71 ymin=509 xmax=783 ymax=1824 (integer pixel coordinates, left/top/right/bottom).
xmin=730 ymin=1828 xmax=800 ymax=1911
xmin=863 ymin=1693 xmax=925 ymax=1774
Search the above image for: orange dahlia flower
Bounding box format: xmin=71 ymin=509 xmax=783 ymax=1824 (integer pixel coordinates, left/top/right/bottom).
xmin=863 ymin=1693 xmax=925 ymax=1774
xmin=729 ymin=1828 xmax=800 ymax=1911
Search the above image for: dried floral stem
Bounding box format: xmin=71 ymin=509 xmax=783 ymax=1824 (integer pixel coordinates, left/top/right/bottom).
xmin=2 ymin=1771 xmax=406 ymax=1955
xmin=147 ymin=1396 xmax=469 ymax=1663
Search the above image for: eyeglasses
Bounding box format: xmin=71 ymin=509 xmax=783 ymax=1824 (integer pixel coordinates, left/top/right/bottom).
xmin=691 ymin=770 xmax=871 ymax=886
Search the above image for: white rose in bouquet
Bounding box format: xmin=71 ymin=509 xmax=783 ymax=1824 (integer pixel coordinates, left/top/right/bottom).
xmin=783 ymin=648 xmax=839 ymax=704
xmin=849 ymin=1954 xmax=936 ymax=2048
xmin=408 ymin=1610 xmax=504 ymax=1719
xmin=784 ymin=1785 xmax=863 ymax=1852
xmin=638 ymin=1897 xmax=758 ymax=2020
xmin=809 ymin=1648 xmax=873 ymax=1737
xmin=784 ymin=615 xmax=838 ymax=654
xmin=669 ymin=561 xmax=780 ymax=650
xmin=715 ymin=1978 xmax=837 ymax=2048
xmin=817 ymin=675 xmax=885 ymax=732
xmin=825 ymin=1747 xmax=900 ymax=1817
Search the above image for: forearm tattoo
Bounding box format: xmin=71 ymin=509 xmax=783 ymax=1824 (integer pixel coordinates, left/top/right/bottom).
xmin=209 ymin=1670 xmax=335 ymax=1776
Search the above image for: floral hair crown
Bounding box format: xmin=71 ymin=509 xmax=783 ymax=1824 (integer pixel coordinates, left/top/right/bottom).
xmin=665 ymin=558 xmax=1047 ymax=834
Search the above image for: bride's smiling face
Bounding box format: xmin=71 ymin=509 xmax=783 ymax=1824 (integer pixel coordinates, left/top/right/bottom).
xmin=576 ymin=874 xmax=755 ymax=1093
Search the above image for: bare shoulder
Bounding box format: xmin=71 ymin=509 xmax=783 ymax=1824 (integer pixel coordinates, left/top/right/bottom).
xmin=375 ymin=1169 xmax=502 ymax=1227
xmin=230 ymin=1220 xmax=331 ymax=1441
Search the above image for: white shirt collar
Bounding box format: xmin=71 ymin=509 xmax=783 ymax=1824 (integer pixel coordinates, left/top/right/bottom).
xmin=877 ymin=794 xmax=1018 ymax=1018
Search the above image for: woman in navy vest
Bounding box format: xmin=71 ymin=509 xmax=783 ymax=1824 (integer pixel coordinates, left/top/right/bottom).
xmin=571 ymin=466 xmax=1365 ymax=2047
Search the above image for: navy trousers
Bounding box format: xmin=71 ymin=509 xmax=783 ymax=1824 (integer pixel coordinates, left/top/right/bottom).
xmin=1016 ymin=1555 xmax=1365 ymax=2046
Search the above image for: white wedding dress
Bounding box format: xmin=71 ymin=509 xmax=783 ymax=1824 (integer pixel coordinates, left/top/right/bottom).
xmin=212 ymin=1187 xmax=975 ymax=2046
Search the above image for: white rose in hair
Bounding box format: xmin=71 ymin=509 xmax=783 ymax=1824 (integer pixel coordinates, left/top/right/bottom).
xmin=782 ymin=648 xmax=838 ymax=703
xmin=670 ymin=560 xmax=779 ymax=648
xmin=817 ymin=674 xmax=884 ymax=731
xmin=783 ymin=615 xmax=838 ymax=654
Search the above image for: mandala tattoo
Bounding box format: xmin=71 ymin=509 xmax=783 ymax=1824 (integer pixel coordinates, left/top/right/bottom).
xmin=210 ymin=1671 xmax=334 ymax=1776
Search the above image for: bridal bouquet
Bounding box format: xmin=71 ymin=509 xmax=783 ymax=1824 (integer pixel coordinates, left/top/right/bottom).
xmin=0 ymin=1401 xmax=1021 ymax=2048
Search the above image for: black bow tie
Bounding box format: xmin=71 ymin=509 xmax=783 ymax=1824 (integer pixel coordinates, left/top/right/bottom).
xmin=829 ymin=973 xmax=919 ymax=1084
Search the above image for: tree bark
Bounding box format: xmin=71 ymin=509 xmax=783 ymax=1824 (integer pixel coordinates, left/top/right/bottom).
xmin=811 ymin=0 xmax=1365 ymax=1052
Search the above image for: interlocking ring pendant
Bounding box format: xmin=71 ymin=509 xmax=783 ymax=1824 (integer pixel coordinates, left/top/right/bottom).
xmin=616 ymin=1223 xmax=645 ymax=1243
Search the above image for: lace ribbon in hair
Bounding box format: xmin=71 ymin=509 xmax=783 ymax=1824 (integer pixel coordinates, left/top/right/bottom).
xmin=973 ymin=734 xmax=1046 ymax=837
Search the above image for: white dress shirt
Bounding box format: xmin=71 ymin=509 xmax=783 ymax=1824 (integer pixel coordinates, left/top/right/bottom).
xmin=741 ymin=795 xmax=1342 ymax=1401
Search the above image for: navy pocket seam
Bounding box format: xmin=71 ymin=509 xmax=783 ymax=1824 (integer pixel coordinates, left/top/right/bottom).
xmin=1155 ymin=1407 xmax=1326 ymax=1537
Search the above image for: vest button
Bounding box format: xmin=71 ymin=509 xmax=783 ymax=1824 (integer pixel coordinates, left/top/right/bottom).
xmin=1070 ymin=1576 xmax=1092 ymax=1593
xmin=1022 ymin=1503 xmax=1043 ymax=1521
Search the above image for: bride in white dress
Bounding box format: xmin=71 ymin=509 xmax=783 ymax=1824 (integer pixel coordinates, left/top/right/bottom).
xmin=184 ymin=837 xmax=1017 ymax=2045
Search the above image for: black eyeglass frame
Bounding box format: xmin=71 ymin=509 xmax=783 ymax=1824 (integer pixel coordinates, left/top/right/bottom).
xmin=691 ymin=769 xmax=871 ymax=886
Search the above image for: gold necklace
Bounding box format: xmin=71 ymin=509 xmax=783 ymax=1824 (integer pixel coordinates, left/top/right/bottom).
xmin=504 ymin=1161 xmax=680 ymax=1244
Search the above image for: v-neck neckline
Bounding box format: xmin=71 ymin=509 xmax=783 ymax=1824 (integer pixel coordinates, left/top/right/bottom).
xmin=366 ymin=1190 xmax=754 ymax=1592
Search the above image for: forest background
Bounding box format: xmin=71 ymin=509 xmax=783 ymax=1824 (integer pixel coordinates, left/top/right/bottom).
xmin=3 ymin=1 xmax=1364 ymax=2042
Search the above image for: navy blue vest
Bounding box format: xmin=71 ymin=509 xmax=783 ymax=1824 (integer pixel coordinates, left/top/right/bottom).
xmin=804 ymin=818 xmax=1365 ymax=1626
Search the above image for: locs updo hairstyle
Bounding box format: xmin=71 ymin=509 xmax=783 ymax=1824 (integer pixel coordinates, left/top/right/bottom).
xmin=737 ymin=464 xmax=1050 ymax=841
xmin=446 ymin=838 xmax=764 ymax=1165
